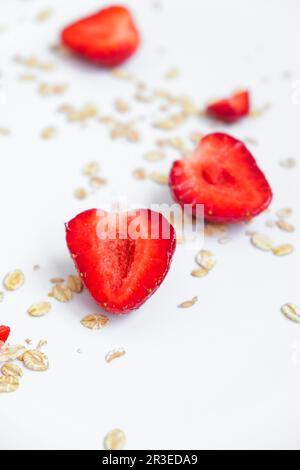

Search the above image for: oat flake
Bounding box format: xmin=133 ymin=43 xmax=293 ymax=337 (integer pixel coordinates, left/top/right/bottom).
xmin=50 ymin=284 xmax=72 ymax=302
xmin=191 ymin=268 xmax=209 ymax=278
xmin=144 ymin=151 xmax=165 ymax=162
xmin=83 ymin=161 xmax=100 ymax=177
xmin=74 ymin=188 xmax=88 ymax=200
xmin=272 ymin=244 xmax=294 ymax=257
xmin=0 ymin=376 xmax=19 ymax=393
xmin=178 ymin=296 xmax=198 ymax=308
xmin=81 ymin=314 xmax=109 ymax=330
xmin=3 ymin=270 xmax=24 ymax=291
xmin=195 ymin=250 xmax=216 ymax=271
xmin=104 ymin=429 xmax=126 ymax=450
xmin=67 ymin=275 xmax=83 ymax=293
xmin=27 ymin=302 xmax=51 ymax=317
xmin=276 ymin=220 xmax=295 ymax=233
xmin=23 ymin=350 xmax=49 ymax=372
xmin=0 ymin=345 xmax=27 ymax=363
xmin=105 ymin=349 xmax=126 ymax=363
xmin=1 ymin=363 xmax=23 ymax=378
xmin=149 ymin=172 xmax=168 ymax=185
xmin=251 ymin=233 xmax=274 ymax=251
xmin=281 ymin=304 xmax=300 ymax=323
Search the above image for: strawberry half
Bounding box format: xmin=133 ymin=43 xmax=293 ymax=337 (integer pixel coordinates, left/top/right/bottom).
xmin=206 ymin=90 xmax=250 ymax=123
xmin=61 ymin=5 xmax=140 ymax=67
xmin=66 ymin=209 xmax=176 ymax=314
xmin=0 ymin=325 xmax=10 ymax=343
xmin=169 ymin=133 xmax=272 ymax=223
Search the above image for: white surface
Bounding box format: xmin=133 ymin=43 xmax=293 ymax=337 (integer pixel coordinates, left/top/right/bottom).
xmin=0 ymin=0 xmax=300 ymax=450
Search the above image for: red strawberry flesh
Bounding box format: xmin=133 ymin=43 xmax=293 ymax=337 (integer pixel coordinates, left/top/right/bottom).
xmin=61 ymin=6 xmax=140 ymax=67
xmin=66 ymin=209 xmax=176 ymax=313
xmin=169 ymin=133 xmax=272 ymax=223
xmin=206 ymin=90 xmax=250 ymax=123
xmin=0 ymin=325 xmax=10 ymax=343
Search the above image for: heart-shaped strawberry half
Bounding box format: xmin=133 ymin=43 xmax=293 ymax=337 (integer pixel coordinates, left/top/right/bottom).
xmin=66 ymin=209 xmax=176 ymax=314
xmin=61 ymin=6 xmax=140 ymax=67
xmin=169 ymin=133 xmax=272 ymax=223
xmin=0 ymin=325 xmax=10 ymax=344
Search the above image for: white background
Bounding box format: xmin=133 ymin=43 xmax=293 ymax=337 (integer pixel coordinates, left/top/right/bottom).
xmin=0 ymin=0 xmax=300 ymax=450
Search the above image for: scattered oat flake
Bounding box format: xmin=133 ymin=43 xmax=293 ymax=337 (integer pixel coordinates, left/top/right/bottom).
xmin=50 ymin=277 xmax=64 ymax=284
xmin=0 ymin=127 xmax=10 ymax=136
xmin=23 ymin=350 xmax=49 ymax=372
xmin=178 ymin=296 xmax=198 ymax=308
xmin=83 ymin=161 xmax=100 ymax=177
xmin=281 ymin=303 xmax=300 ymax=323
xmin=132 ymin=168 xmax=147 ymax=180
xmin=204 ymin=223 xmax=227 ymax=236
xmin=280 ymin=158 xmax=296 ymax=169
xmin=149 ymin=172 xmax=168 ymax=185
xmin=50 ymin=284 xmax=72 ymax=302
xmin=81 ymin=313 xmax=109 ymax=330
xmin=36 ymin=340 xmax=47 ymax=350
xmin=74 ymin=188 xmax=88 ymax=200
xmin=144 ymin=151 xmax=165 ymax=162
xmin=115 ymin=98 xmax=130 ymax=113
xmin=251 ymin=233 xmax=274 ymax=251
xmin=27 ymin=302 xmax=51 ymax=317
xmin=25 ymin=339 xmax=32 ymax=345
xmin=104 ymin=428 xmax=126 ymax=450
xmin=0 ymin=345 xmax=27 ymax=364
xmin=0 ymin=292 xmax=4 ymax=302
xmin=272 ymin=244 xmax=294 ymax=257
xmin=0 ymin=376 xmax=19 ymax=393
xmin=89 ymin=176 xmax=107 ymax=188
xmin=67 ymin=275 xmax=83 ymax=293
xmin=1 ymin=363 xmax=23 ymax=378
xmin=111 ymin=68 xmax=132 ymax=80
xmin=195 ymin=250 xmax=216 ymax=271
xmin=105 ymin=349 xmax=126 ymax=363
xmin=3 ymin=270 xmax=24 ymax=291
xmin=165 ymin=68 xmax=180 ymax=79
xmin=36 ymin=9 xmax=52 ymax=22
xmin=191 ymin=268 xmax=209 ymax=278
xmin=39 ymin=83 xmax=68 ymax=96
xmin=41 ymin=126 xmax=57 ymax=139
xmin=19 ymin=73 xmax=37 ymax=81
xmin=276 ymin=208 xmax=293 ymax=219
xmin=276 ymin=219 xmax=295 ymax=233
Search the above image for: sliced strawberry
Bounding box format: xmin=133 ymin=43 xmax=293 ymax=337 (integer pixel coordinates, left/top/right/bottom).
xmin=169 ymin=133 xmax=272 ymax=223
xmin=206 ymin=90 xmax=250 ymax=123
xmin=0 ymin=325 xmax=10 ymax=343
xmin=61 ymin=6 xmax=140 ymax=67
xmin=66 ymin=209 xmax=176 ymax=314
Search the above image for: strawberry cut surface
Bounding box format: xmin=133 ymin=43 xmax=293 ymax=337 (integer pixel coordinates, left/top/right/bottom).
xmin=61 ymin=6 xmax=140 ymax=67
xmin=169 ymin=133 xmax=272 ymax=223
xmin=206 ymin=90 xmax=250 ymax=123
xmin=66 ymin=209 xmax=176 ymax=314
xmin=0 ymin=325 xmax=10 ymax=343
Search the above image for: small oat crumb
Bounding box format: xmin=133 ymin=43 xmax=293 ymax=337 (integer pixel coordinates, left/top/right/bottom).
xmin=272 ymin=244 xmax=294 ymax=257
xmin=104 ymin=429 xmax=126 ymax=450
xmin=132 ymin=168 xmax=147 ymax=180
xmin=74 ymin=188 xmax=88 ymax=200
xmin=178 ymin=296 xmax=198 ymax=308
xmin=115 ymin=98 xmax=130 ymax=113
xmin=36 ymin=340 xmax=47 ymax=350
xmin=41 ymin=126 xmax=57 ymax=140
xmin=83 ymin=161 xmax=100 ymax=177
xmin=0 ymin=127 xmax=11 ymax=136
xmin=144 ymin=151 xmax=165 ymax=162
xmin=149 ymin=172 xmax=168 ymax=185
xmin=89 ymin=176 xmax=107 ymax=188
xmin=3 ymin=270 xmax=25 ymax=291
xmin=276 ymin=208 xmax=293 ymax=219
xmin=280 ymin=158 xmax=296 ymax=169
xmin=0 ymin=292 xmax=4 ymax=302
xmin=165 ymin=68 xmax=180 ymax=80
xmin=105 ymin=349 xmax=126 ymax=363
xmin=36 ymin=9 xmax=52 ymax=22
